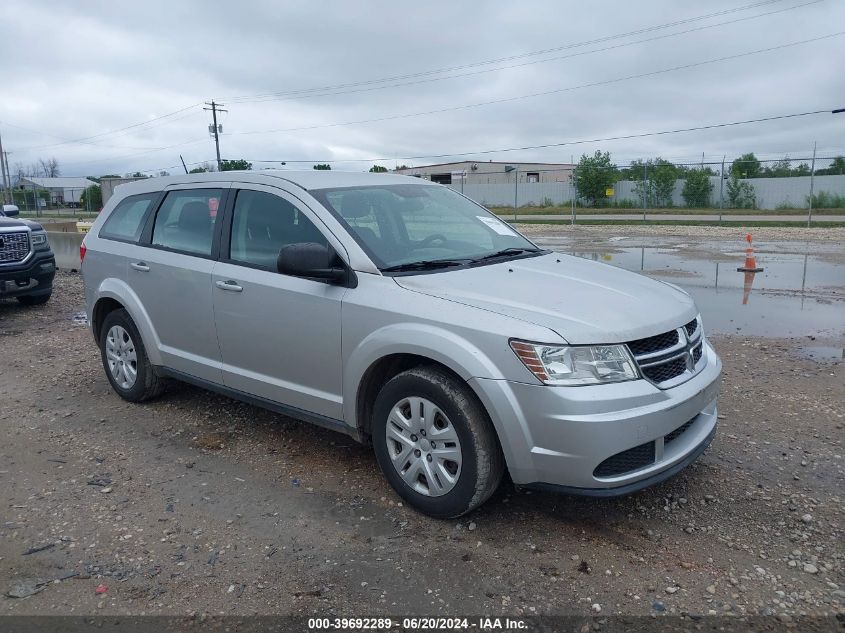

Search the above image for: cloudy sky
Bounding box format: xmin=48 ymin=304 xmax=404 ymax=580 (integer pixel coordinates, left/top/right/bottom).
xmin=0 ymin=0 xmax=843 ymax=177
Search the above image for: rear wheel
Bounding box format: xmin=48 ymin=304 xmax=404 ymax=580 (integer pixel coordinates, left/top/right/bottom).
xmin=372 ymin=366 xmax=504 ymax=518
xmin=99 ymin=309 xmax=166 ymax=402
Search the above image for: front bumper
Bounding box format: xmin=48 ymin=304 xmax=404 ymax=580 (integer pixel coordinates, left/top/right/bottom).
xmin=470 ymin=340 xmax=722 ymax=494
xmin=0 ymin=250 xmax=56 ymax=298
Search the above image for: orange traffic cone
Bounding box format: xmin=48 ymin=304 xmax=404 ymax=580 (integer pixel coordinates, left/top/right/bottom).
xmin=737 ymin=233 xmax=763 ymax=272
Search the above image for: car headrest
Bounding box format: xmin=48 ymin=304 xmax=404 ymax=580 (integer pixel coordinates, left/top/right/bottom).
xmin=178 ymin=201 xmax=211 ymax=231
xmin=340 ymin=192 xmax=373 ymax=219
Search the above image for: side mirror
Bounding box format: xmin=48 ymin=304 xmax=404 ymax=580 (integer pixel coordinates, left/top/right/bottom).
xmin=277 ymin=242 xmax=348 ymax=284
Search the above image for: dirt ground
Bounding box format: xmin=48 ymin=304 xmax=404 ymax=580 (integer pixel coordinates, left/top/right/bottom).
xmin=0 ymin=268 xmax=842 ymax=620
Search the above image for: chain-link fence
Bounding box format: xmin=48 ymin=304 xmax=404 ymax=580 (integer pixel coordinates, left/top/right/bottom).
xmin=423 ymin=154 xmax=845 ymax=224
xmin=7 ymin=186 xmax=99 ymax=217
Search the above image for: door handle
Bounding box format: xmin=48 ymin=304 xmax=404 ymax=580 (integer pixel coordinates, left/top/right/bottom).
xmin=215 ymin=280 xmax=243 ymax=292
xmin=130 ymin=262 xmax=150 ymax=272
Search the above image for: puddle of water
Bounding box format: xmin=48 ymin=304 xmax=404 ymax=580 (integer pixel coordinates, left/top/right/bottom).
xmin=534 ymin=238 xmax=845 ymax=338
xmin=797 ymin=346 xmax=844 ymax=363
xmin=71 ymin=311 xmax=89 ymax=326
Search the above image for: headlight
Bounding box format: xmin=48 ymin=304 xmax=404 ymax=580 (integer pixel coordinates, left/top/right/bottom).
xmin=31 ymin=232 xmax=48 ymax=246
xmin=510 ymin=340 xmax=639 ymax=386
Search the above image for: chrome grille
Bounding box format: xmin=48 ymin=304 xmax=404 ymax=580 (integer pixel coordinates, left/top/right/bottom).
xmin=627 ymin=330 xmax=679 ymax=356
xmin=0 ymin=231 xmax=31 ymax=264
xmin=641 ymin=356 xmax=687 ymax=383
xmin=626 ymin=316 xmax=705 ymax=389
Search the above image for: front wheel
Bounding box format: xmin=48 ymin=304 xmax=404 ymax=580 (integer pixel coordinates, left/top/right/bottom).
xmin=372 ymin=366 xmax=504 ymax=518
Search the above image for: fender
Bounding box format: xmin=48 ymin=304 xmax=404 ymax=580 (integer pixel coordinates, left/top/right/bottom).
xmin=93 ymin=278 xmax=163 ymax=366
xmin=343 ymin=322 xmax=506 ymax=430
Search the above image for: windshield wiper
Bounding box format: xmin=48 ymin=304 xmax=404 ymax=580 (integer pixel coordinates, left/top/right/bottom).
xmin=381 ymin=259 xmax=469 ymax=273
xmin=470 ymin=247 xmax=543 ymax=264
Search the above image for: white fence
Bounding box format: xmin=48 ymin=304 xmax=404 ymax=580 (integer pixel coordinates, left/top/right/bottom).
xmin=449 ymin=174 xmax=845 ymax=209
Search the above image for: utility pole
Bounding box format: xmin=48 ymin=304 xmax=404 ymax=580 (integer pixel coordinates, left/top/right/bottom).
xmin=807 ymin=141 xmax=817 ymax=227
xmin=4 ymin=152 xmax=12 ymax=206
xmin=204 ymin=100 xmax=227 ymax=171
xmin=719 ymin=155 xmax=726 ymax=225
xmin=0 ymin=127 xmax=9 ymax=205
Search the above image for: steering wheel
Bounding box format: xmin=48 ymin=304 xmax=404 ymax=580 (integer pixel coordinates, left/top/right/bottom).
xmin=418 ymin=234 xmax=448 ymax=248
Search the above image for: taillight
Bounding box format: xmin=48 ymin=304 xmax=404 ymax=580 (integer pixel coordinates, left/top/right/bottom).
xmin=79 ymin=240 xmax=87 ymax=263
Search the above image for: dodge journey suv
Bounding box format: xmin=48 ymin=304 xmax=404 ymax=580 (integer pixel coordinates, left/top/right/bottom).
xmin=82 ymin=171 xmax=721 ymax=518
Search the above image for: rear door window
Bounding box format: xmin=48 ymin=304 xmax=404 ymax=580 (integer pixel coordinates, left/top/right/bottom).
xmin=151 ymin=189 xmax=222 ymax=256
xmin=99 ymin=193 xmax=158 ymax=242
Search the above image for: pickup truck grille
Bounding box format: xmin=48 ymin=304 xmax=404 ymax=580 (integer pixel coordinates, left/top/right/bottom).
xmin=626 ymin=318 xmax=704 ymax=389
xmin=0 ymin=231 xmax=31 ymax=264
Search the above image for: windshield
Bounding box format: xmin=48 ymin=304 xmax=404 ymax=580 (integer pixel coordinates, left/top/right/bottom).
xmin=310 ymin=184 xmax=541 ymax=271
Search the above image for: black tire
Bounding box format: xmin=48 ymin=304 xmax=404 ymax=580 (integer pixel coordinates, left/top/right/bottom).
xmin=372 ymin=366 xmax=504 ymax=518
xmin=17 ymin=292 xmax=51 ymax=306
xmin=99 ymin=308 xmax=166 ymax=402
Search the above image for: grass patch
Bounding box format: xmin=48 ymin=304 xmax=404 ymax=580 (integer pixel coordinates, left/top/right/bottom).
xmin=512 ymin=219 xmax=845 ymax=228
xmin=491 ymin=207 xmax=843 ymax=216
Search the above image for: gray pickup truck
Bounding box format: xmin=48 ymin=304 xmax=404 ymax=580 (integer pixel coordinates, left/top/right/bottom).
xmin=0 ymin=215 xmax=56 ymax=305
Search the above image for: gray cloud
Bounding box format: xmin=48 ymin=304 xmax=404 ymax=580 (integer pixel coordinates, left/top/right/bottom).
xmin=1 ymin=0 xmax=843 ymax=176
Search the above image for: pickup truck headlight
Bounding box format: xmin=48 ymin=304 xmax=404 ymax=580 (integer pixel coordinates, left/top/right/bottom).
xmin=510 ymin=340 xmax=639 ymax=386
xmin=30 ymin=231 xmax=48 ymax=246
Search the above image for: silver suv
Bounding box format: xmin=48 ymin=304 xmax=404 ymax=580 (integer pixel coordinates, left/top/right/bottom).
xmin=82 ymin=171 xmax=721 ymax=518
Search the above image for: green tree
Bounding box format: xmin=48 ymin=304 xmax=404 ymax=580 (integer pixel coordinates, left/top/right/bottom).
xmin=574 ymin=150 xmax=617 ymax=206
xmin=816 ymin=155 xmax=845 ymax=176
xmin=313 ymin=163 xmax=331 ymax=170
xmin=650 ymin=159 xmax=679 ymax=207
xmin=681 ymin=169 xmax=713 ymax=208
xmin=80 ymin=184 xmax=103 ymax=210
xmin=793 ymin=162 xmax=810 ymax=176
xmin=622 ymin=158 xmax=677 ymax=208
xmin=220 ymin=159 xmax=252 ymax=171
xmin=730 ymin=153 xmax=761 ymax=179
xmin=368 ymin=165 xmax=388 ymax=173
xmin=726 ymin=175 xmax=756 ymax=209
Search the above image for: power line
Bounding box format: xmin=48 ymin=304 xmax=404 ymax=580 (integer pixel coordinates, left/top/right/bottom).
xmin=224 ymin=0 xmax=788 ymax=103
xmin=227 ymin=32 xmax=845 ymax=138
xmin=15 ymin=103 xmax=203 ymax=151
xmin=238 ymin=109 xmax=837 ymax=164
xmin=228 ymin=1 xmax=819 ymax=105
xmin=0 ymin=119 xmax=168 ymax=151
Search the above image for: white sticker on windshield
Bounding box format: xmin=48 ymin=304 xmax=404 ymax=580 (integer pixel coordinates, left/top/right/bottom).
xmin=476 ymin=215 xmax=517 ymax=236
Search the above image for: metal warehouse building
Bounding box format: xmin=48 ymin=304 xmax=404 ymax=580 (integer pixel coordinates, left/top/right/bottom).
xmin=394 ymin=161 xmax=573 ymax=185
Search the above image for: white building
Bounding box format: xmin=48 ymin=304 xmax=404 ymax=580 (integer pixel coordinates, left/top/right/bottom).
xmin=19 ymin=177 xmax=98 ymax=207
xmin=394 ymin=160 xmax=574 ymax=185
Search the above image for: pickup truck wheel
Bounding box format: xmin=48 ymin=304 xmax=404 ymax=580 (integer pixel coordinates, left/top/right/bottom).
xmin=372 ymin=366 xmax=504 ymax=518
xmin=99 ymin=309 xmax=165 ymax=402
xmin=17 ymin=292 xmax=51 ymax=306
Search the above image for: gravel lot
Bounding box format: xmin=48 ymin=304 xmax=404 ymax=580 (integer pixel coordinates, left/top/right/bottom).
xmin=0 ymin=270 xmax=842 ymax=620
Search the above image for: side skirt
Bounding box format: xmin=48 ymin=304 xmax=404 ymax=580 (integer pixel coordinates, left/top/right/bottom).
xmin=155 ymin=367 xmax=362 ymax=442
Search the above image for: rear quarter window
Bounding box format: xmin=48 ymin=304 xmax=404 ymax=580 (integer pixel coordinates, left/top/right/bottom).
xmin=99 ymin=194 xmax=158 ymax=242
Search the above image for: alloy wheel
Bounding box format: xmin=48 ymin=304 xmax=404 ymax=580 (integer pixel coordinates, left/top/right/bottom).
xmin=105 ymin=325 xmax=138 ymax=390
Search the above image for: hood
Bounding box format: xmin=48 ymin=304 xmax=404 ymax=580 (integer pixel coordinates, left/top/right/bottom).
xmin=0 ymin=216 xmax=42 ymax=231
xmin=394 ymin=253 xmax=697 ymax=344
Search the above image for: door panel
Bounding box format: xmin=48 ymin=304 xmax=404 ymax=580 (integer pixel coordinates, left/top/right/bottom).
xmin=212 ymin=186 xmax=346 ymax=420
xmin=126 ymin=246 xmax=221 ymax=381
xmin=124 ymin=185 xmax=228 ymax=383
